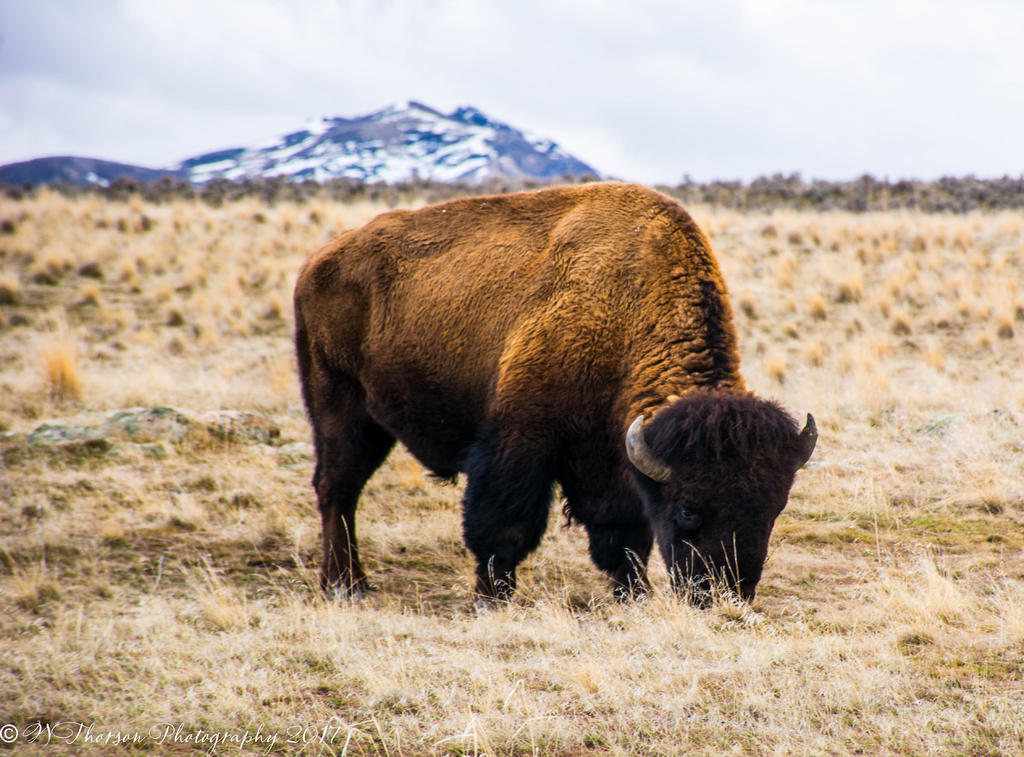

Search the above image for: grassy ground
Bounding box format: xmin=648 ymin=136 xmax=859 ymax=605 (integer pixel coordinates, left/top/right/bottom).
xmin=1 ymin=187 xmax=1022 ymax=755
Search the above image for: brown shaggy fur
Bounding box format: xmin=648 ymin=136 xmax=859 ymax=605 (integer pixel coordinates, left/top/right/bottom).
xmin=646 ymin=391 xmax=800 ymax=464
xmin=296 ymin=182 xmax=744 ymax=435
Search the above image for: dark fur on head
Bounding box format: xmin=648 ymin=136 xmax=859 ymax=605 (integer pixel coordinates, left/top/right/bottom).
xmin=644 ymin=391 xmax=800 ymax=464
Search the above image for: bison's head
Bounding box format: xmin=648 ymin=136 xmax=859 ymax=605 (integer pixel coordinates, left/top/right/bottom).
xmin=626 ymin=391 xmax=816 ymax=606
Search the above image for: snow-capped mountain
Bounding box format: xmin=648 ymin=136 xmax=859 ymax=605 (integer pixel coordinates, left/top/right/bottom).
xmin=179 ymin=101 xmax=599 ymax=184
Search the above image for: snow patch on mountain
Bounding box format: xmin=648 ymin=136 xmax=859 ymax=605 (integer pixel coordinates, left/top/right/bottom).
xmin=180 ymin=101 xmax=598 ymax=184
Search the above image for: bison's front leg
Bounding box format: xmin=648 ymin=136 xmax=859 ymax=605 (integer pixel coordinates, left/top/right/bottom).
xmin=462 ymin=427 xmax=555 ymax=603
xmin=585 ymin=521 xmax=654 ymax=600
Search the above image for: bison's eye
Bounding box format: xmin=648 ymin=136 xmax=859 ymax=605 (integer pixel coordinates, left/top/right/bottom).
xmin=674 ymin=508 xmax=702 ymax=532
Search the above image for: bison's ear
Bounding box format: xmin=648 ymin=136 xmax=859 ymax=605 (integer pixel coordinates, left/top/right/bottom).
xmin=793 ymin=413 xmax=817 ymax=469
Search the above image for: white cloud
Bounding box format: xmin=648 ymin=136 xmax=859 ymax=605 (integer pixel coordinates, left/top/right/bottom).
xmin=1 ymin=0 xmax=1022 ymax=181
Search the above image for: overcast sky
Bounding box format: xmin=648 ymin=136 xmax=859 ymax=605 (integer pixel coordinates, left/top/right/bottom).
xmin=1 ymin=0 xmax=1022 ymax=183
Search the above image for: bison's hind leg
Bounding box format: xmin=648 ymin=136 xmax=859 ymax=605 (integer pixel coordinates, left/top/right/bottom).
xmin=462 ymin=426 xmax=555 ymax=603
xmin=307 ymin=375 xmax=395 ymax=598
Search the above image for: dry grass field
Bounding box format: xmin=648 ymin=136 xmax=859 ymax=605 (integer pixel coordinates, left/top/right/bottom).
xmin=1 ymin=186 xmax=1023 ymax=755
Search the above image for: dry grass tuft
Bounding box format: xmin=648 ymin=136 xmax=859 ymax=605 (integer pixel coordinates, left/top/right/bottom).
xmin=808 ymin=293 xmax=828 ymax=320
xmin=736 ymin=292 xmax=758 ymax=320
xmin=801 ymin=340 xmax=826 ymax=367
xmin=874 ymin=553 xmax=973 ymax=625
xmin=77 ymin=282 xmax=101 ymax=306
xmin=765 ymin=355 xmax=787 ymax=385
xmin=184 ymin=559 xmax=251 ymax=631
xmin=0 ymin=273 xmax=22 ymax=304
xmin=3 ymin=562 xmax=62 ymax=613
xmin=890 ymin=309 xmax=912 ymax=335
xmin=995 ymin=314 xmax=1014 ymax=339
xmin=923 ymin=342 xmax=946 ymax=370
xmin=40 ymin=332 xmax=83 ymax=401
xmin=834 ymin=274 xmax=863 ymax=303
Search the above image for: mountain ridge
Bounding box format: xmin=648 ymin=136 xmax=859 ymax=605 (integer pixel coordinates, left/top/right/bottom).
xmin=0 ymin=102 xmax=599 ymax=187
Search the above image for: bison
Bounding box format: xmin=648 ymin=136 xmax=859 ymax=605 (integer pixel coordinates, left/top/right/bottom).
xmin=294 ymin=182 xmax=815 ymax=606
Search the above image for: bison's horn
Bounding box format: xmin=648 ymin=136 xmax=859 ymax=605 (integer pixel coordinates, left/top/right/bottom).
xmin=795 ymin=413 xmax=817 ymax=468
xmin=626 ymin=416 xmax=673 ymax=483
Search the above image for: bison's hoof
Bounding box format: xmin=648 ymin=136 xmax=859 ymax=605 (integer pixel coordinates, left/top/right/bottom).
xmin=325 ymin=581 xmax=375 ymax=602
xmin=473 ymin=597 xmax=503 ymax=616
xmin=613 ymin=584 xmax=650 ymax=603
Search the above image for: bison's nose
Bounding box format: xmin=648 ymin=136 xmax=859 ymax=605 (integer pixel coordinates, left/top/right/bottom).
xmin=673 ymin=573 xmax=714 ymax=608
xmin=673 ymin=571 xmax=758 ymax=607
